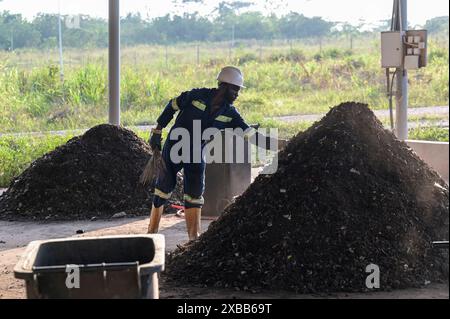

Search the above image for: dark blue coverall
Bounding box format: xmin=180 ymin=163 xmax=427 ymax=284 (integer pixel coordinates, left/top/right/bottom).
xmin=153 ymin=88 xmax=252 ymax=209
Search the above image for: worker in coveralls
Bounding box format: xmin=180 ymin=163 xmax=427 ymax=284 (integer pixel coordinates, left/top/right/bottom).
xmin=147 ymin=66 xmax=274 ymax=240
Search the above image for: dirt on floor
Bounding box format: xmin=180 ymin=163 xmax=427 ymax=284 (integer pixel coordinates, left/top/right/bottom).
xmin=0 ymin=214 xmax=206 ymax=299
xmin=0 ymin=215 xmax=448 ymax=299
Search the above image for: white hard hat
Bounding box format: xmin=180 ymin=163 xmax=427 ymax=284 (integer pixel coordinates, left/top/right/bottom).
xmin=217 ymin=66 xmax=245 ymax=88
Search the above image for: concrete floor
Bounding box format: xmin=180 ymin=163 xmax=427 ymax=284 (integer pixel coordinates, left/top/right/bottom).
xmin=0 ymin=214 xmax=448 ymax=299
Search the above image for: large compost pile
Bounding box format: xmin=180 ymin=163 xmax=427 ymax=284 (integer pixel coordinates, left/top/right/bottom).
xmin=0 ymin=124 xmax=183 ymax=220
xmin=166 ymin=102 xmax=449 ymax=293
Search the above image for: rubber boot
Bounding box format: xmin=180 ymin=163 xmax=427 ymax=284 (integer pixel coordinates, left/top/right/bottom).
xmin=147 ymin=204 xmax=164 ymax=234
xmin=185 ymin=207 xmax=201 ymax=241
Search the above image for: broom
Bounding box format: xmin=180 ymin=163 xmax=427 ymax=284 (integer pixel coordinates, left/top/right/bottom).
xmin=139 ymin=148 xmax=166 ymax=186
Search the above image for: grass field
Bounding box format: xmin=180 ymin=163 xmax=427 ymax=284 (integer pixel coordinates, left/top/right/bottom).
xmin=0 ymin=35 xmax=448 ymax=133
xmin=0 ymin=35 xmax=448 ymax=187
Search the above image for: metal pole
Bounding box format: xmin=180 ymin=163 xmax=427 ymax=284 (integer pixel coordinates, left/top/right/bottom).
xmin=109 ymin=0 xmax=120 ymax=126
xmin=10 ymin=29 xmax=14 ymax=51
xmin=197 ymin=44 xmax=200 ymax=65
xmin=232 ymin=24 xmax=235 ymax=47
xmin=165 ymin=45 xmax=168 ymax=68
xmin=58 ymin=0 xmax=64 ymax=82
xmin=395 ymin=0 xmax=408 ymax=140
xmin=259 ymin=42 xmax=262 ymax=60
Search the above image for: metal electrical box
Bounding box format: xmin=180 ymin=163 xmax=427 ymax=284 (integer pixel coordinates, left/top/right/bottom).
xmin=404 ymin=55 xmax=420 ymax=69
xmin=381 ymin=31 xmax=404 ymax=68
xmin=381 ymin=30 xmax=428 ymax=70
xmin=404 ymin=29 xmax=428 ymax=69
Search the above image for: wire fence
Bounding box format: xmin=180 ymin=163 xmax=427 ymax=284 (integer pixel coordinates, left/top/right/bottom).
xmin=2 ymin=32 xmax=447 ymax=72
xmin=0 ymin=34 xmax=390 ymax=69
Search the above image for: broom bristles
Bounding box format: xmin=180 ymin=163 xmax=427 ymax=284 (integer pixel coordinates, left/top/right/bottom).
xmin=139 ymin=150 xmax=166 ymax=186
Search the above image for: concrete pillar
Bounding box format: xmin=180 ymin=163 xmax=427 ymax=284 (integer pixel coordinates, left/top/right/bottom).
xmin=108 ymin=0 xmax=120 ymax=125
xmin=58 ymin=1 xmax=64 ymax=83
xmin=395 ymin=0 xmax=408 ymax=140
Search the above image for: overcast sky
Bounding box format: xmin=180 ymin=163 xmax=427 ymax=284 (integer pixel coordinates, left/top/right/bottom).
xmin=0 ymin=0 xmax=448 ymax=26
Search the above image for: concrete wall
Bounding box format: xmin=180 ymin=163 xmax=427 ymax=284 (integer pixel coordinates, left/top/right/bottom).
xmin=406 ymin=140 xmax=449 ymax=184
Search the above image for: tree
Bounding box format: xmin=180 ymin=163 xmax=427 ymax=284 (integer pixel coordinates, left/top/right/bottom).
xmin=279 ymin=12 xmax=333 ymax=39
xmin=0 ymin=11 xmax=40 ymax=50
xmin=424 ymin=16 xmax=449 ymax=34
xmin=5 ymin=9 xmax=446 ymax=48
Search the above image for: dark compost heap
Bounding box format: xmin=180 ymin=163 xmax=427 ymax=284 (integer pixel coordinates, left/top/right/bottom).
xmin=166 ymin=102 xmax=449 ymax=293
xmin=0 ymin=124 xmax=183 ymax=220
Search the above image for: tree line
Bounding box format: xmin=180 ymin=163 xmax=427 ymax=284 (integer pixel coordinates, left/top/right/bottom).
xmin=0 ymin=8 xmax=448 ymax=50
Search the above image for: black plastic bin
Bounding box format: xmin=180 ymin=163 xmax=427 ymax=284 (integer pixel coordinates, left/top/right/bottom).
xmin=14 ymin=235 xmax=165 ymax=299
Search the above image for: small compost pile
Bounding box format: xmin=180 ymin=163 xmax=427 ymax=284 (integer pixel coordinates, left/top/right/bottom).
xmin=166 ymin=102 xmax=449 ymax=293
xmin=0 ymin=124 xmax=183 ymax=220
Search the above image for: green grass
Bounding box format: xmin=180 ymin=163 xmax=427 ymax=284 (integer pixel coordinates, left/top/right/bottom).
xmin=0 ymin=123 xmax=447 ymax=188
xmin=409 ymin=127 xmax=449 ymax=142
xmin=0 ymin=134 xmax=75 ymax=188
xmin=0 ymin=37 xmax=448 ymax=133
xmin=0 ymin=37 xmax=448 ymax=187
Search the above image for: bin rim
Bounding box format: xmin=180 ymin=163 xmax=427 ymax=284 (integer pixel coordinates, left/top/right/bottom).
xmin=14 ymin=234 xmax=165 ymax=280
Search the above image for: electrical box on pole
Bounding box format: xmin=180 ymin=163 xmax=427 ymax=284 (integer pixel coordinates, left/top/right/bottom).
xmin=380 ymin=0 xmax=428 ymax=140
xmin=381 ymin=30 xmax=427 ymax=70
xmin=381 ymin=31 xmax=404 ymax=68
xmin=404 ymin=30 xmax=428 ymax=69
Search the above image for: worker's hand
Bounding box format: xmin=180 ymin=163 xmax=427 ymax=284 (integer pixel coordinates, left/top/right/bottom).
xmin=149 ymin=129 xmax=162 ymax=151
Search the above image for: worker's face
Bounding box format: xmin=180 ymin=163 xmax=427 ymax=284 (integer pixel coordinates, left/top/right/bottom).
xmin=225 ymin=84 xmax=241 ymax=103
